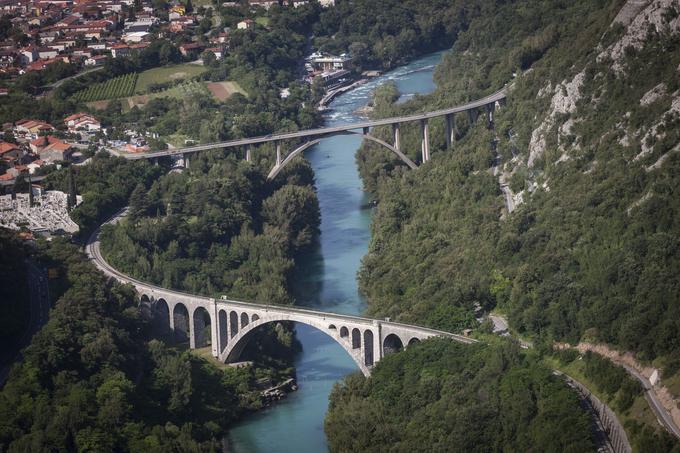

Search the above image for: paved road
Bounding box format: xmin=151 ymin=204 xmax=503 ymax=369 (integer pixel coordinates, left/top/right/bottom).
xmin=621 ymin=363 xmax=680 ymax=439
xmin=45 ymin=66 xmax=104 ymax=89
xmin=490 ymin=314 xmax=679 ymax=440
xmin=124 ymin=88 xmax=507 ymax=160
xmin=0 ymin=260 xmax=50 ymax=386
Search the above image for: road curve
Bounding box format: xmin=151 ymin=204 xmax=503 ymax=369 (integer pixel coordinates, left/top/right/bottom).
xmin=124 ymin=88 xmax=507 ymax=160
xmin=86 ymin=209 xmax=477 ymax=344
xmin=621 ymin=363 xmax=680 ymax=439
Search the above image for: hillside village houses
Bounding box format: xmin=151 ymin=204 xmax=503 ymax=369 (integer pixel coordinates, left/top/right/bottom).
xmin=0 ymin=0 xmax=343 ymax=185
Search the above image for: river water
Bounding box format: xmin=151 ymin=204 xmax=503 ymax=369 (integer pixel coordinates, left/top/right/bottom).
xmin=228 ymin=51 xmax=444 ymax=453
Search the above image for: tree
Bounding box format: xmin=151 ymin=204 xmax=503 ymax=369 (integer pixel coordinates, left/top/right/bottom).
xmin=128 ymin=182 xmax=150 ymax=222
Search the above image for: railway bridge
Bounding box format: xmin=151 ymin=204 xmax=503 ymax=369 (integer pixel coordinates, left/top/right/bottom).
xmin=124 ymin=89 xmax=507 ymax=180
xmin=86 ymin=213 xmax=476 ymax=376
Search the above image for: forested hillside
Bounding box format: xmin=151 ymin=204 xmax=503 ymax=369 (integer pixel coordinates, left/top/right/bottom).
xmin=325 ymin=339 xmax=594 ymax=452
xmin=100 ymin=154 xmax=319 ymax=304
xmin=0 ymin=237 xmax=266 ymax=451
xmin=358 ymin=0 xmax=680 ymax=364
xmin=337 ymin=0 xmax=680 ymax=449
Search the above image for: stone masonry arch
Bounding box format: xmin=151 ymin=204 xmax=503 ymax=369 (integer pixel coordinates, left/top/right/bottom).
xmin=219 ymin=314 xmax=376 ymax=376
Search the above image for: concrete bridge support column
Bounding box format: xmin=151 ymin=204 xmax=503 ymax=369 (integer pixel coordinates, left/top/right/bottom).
xmin=374 ymin=322 xmax=383 ymax=365
xmin=189 ymin=306 xmax=196 ymax=350
xmin=363 ymin=127 xmax=369 ymax=135
xmin=209 ymin=299 xmax=219 ymax=358
xmin=486 ymin=104 xmax=495 ymax=128
xmin=420 ymin=119 xmax=430 ymax=162
xmin=183 ymin=153 xmax=190 ymax=169
xmin=392 ymin=123 xmax=401 ymax=152
xmin=275 ymin=141 xmax=282 ymax=166
xmin=246 ymin=145 xmax=252 ymax=163
xmin=152 ymin=157 xmax=159 ymax=166
xmin=445 ymin=114 xmax=455 ymax=149
xmin=467 ymin=109 xmax=478 ymax=125
xmin=168 ymin=303 xmax=175 ymax=332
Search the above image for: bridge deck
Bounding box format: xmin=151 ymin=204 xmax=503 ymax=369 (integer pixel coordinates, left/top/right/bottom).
xmin=125 ymin=89 xmax=507 ymax=160
xmin=86 ymin=209 xmax=476 ymax=344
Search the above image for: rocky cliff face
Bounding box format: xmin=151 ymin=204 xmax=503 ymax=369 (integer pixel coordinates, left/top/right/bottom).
xmin=505 ymin=0 xmax=680 ymax=212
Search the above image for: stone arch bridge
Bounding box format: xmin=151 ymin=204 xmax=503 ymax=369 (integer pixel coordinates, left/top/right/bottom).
xmin=86 ymin=216 xmax=476 ymax=376
xmin=123 ymin=89 xmax=507 ymax=181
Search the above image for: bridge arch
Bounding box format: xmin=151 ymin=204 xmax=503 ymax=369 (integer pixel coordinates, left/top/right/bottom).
xmin=267 ymin=132 xmax=417 ymax=180
xmin=219 ymin=316 xmax=375 ymax=376
xmin=218 ymin=309 xmax=228 ymax=353
xmin=364 ymin=330 xmax=374 ymax=366
xmin=241 ymin=312 xmax=249 ymax=328
xmin=340 ymin=326 xmax=349 ymax=339
xmin=172 ymin=303 xmax=190 ymax=342
xmin=351 ymin=328 xmax=361 ymax=349
xmin=229 ymin=311 xmax=239 ymax=338
xmin=383 ymin=333 xmax=404 ymax=356
xmin=153 ymin=298 xmax=170 ymax=333
xmin=192 ymin=306 xmax=212 ymax=348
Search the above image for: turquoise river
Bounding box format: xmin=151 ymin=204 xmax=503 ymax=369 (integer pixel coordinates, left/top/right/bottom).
xmin=228 ymin=50 xmax=444 ymax=453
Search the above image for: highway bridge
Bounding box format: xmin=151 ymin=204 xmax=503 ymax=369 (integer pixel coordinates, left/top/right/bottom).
xmin=86 ymin=210 xmax=477 ymax=376
xmin=124 ymin=88 xmax=507 ymax=180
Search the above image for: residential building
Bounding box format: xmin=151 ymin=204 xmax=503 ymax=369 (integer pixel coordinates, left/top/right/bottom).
xmin=15 ymin=119 xmax=55 ymax=136
xmin=29 ymin=136 xmax=75 ymax=163
xmin=237 ymin=19 xmax=254 ymax=30
xmin=64 ymin=112 xmax=101 ymax=132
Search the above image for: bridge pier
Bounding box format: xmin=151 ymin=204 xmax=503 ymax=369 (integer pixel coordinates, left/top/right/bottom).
xmin=246 ymin=144 xmax=252 ymax=163
xmin=275 ymin=141 xmax=281 ymax=166
xmin=467 ymin=109 xmax=478 ymax=125
xmin=209 ymin=299 xmax=219 ymax=357
xmin=486 ymin=104 xmax=495 ymax=128
xmin=153 ymin=157 xmax=159 ymax=166
xmin=445 ymin=114 xmax=455 ymax=149
xmin=183 ymin=153 xmax=190 ymax=169
xmin=420 ymin=119 xmax=430 ymax=162
xmin=392 ymin=123 xmax=401 ymax=152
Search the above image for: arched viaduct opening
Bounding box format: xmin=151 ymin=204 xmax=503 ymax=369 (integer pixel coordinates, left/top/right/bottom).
xmin=173 ymin=303 xmax=190 ymax=342
xmin=383 ymin=334 xmax=404 ymax=356
xmin=193 ymin=306 xmax=212 ymax=348
xmin=154 ymin=298 xmax=170 ymax=334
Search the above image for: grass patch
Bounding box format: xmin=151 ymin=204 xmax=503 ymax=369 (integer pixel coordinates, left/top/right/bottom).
xmin=121 ymin=80 xmax=210 ymax=111
xmin=135 ymin=64 xmax=208 ymax=93
xmin=255 ymin=16 xmax=270 ymax=26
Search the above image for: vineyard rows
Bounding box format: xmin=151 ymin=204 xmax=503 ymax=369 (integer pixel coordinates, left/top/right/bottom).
xmin=73 ymin=73 xmax=139 ymax=102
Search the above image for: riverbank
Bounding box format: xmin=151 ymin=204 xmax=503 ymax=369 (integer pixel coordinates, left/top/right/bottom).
xmin=227 ymin=50 xmax=446 ymax=453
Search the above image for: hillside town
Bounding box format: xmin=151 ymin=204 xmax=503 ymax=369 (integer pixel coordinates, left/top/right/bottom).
xmin=0 ymin=0 xmax=334 ymax=77
xmin=0 ymin=0 xmax=353 ymax=188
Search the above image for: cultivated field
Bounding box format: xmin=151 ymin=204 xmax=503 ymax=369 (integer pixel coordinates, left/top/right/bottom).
xmin=86 ymin=80 xmax=246 ymax=111
xmin=135 ymin=64 xmax=208 ymax=93
xmin=73 ymin=73 xmax=138 ymax=102
xmin=206 ymin=81 xmax=247 ymax=100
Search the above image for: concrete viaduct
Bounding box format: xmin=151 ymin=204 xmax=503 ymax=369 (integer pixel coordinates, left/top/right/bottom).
xmin=124 ymin=88 xmax=507 ymax=180
xmin=86 ymin=212 xmax=476 ymax=376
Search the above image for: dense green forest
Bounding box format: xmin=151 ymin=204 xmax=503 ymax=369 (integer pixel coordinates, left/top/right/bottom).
xmin=99 ymin=154 xmax=319 ymax=304
xmin=46 ymin=154 xmax=163 ymax=238
xmin=357 ymin=0 xmax=680 ymax=362
xmin=313 ymin=0 xmax=467 ymax=71
xmin=325 ymin=339 xmax=594 ymax=452
xmin=0 ymin=236 xmax=271 ymax=451
xmin=343 ymin=0 xmax=680 ymax=448
xmin=0 ymin=230 xmax=29 ymax=354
